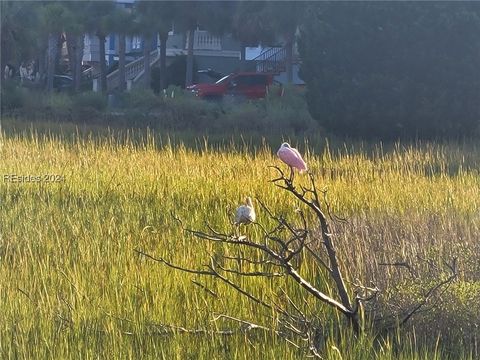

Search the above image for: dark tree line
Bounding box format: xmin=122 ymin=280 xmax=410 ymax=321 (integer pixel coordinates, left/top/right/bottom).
xmin=3 ymin=1 xmax=478 ymax=139
xmin=299 ymin=2 xmax=480 ymax=139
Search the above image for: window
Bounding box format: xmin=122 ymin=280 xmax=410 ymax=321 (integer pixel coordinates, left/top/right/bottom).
xmin=131 ymin=36 xmax=141 ymax=50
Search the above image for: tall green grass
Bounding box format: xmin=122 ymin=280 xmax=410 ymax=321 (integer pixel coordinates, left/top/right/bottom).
xmin=0 ymin=123 xmax=478 ymax=359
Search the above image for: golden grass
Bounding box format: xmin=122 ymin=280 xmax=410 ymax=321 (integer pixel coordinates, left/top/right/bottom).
xmin=0 ymin=126 xmax=478 ymax=359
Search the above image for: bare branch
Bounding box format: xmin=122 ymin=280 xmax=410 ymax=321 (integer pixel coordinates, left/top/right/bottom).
xmin=151 ymin=323 xmax=235 ymax=336
xmin=285 ymin=264 xmax=353 ymax=316
xmin=280 ymin=288 xmax=308 ymax=322
xmin=220 ymin=254 xmax=281 ymax=267
xmin=170 ymin=211 xmax=183 ymax=227
xmin=191 ymin=280 xmax=218 ymax=298
xmin=134 ymin=249 xmax=214 ymax=276
xmin=208 ymin=261 xmax=278 ymax=312
xmin=212 ymin=314 xmax=271 ymax=332
xmin=270 ymin=168 xmax=355 ymax=308
xmin=214 ymin=261 xmax=285 ymax=278
xmin=305 ymin=245 xmax=332 ymax=273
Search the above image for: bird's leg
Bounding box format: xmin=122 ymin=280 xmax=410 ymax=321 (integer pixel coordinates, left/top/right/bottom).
xmin=289 ymin=166 xmax=294 ymax=184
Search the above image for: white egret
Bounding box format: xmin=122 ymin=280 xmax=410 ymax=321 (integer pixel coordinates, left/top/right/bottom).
xmin=235 ymin=197 xmax=256 ymax=225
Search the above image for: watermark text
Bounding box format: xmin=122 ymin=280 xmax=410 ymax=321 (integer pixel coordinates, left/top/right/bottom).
xmin=3 ymin=174 xmax=65 ymax=183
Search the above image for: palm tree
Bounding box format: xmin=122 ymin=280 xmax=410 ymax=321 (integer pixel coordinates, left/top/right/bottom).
xmin=157 ymin=23 xmax=170 ymax=91
xmin=265 ymin=2 xmax=305 ymax=84
xmin=135 ymin=1 xmax=166 ymax=89
xmin=40 ymin=2 xmax=68 ymax=91
xmin=175 ymin=1 xmax=234 ymax=87
xmin=87 ymin=1 xmax=115 ymax=93
xmin=64 ymin=1 xmax=116 ymax=93
xmin=63 ymin=2 xmax=86 ymax=92
xmin=137 ymin=1 xmax=176 ymax=91
xmin=174 ymin=1 xmax=197 ymax=87
xmin=232 ymin=1 xmax=275 ymax=71
xmin=107 ymin=6 xmax=133 ymax=92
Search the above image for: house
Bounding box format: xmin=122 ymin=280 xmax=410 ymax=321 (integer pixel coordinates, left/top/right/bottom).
xmin=80 ymin=0 xmax=303 ymax=92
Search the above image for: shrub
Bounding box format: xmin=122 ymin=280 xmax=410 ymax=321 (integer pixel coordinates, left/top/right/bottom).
xmin=2 ymin=80 xmax=319 ymax=135
xmin=42 ymin=93 xmax=73 ymax=111
xmin=162 ymin=85 xmax=189 ymax=100
xmin=220 ymin=89 xmax=318 ymax=135
xmin=264 ymin=85 xmax=318 ymax=134
xmin=117 ymin=89 xmax=162 ymax=110
xmin=71 ymin=91 xmax=107 ymax=122
xmin=162 ymin=94 xmax=221 ymax=130
xmin=263 ymin=105 xmax=318 ymax=135
xmin=72 ymin=91 xmax=107 ymax=112
xmin=222 ymin=102 xmax=265 ymax=132
xmin=1 ymin=81 xmax=26 ymax=110
xmin=265 ymin=84 xmax=307 ymax=111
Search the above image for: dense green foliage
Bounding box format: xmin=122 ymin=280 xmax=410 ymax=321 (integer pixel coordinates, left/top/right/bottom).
xmin=1 ymin=86 xmax=317 ymax=134
xmin=299 ymin=2 xmax=480 ymax=139
xmin=1 ymin=1 xmax=41 ymax=66
xmin=4 ymin=1 xmax=480 ymax=140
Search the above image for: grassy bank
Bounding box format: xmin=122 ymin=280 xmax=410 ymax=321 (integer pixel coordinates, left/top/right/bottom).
xmin=0 ymin=124 xmax=478 ymax=359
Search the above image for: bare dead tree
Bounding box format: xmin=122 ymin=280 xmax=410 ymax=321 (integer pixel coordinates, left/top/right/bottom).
xmin=135 ymin=166 xmax=457 ymax=357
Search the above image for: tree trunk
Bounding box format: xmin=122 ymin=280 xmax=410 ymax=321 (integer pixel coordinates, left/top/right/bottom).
xmin=74 ymin=34 xmax=84 ymax=92
xmin=66 ymin=32 xmax=76 ymax=78
xmin=33 ymin=39 xmax=48 ymax=84
xmin=46 ymin=33 xmax=57 ymax=91
xmin=316 ymin=206 xmax=359 ymax=334
xmin=37 ymin=47 xmax=46 ymax=84
xmin=118 ymin=33 xmax=126 ymax=91
xmin=98 ymin=33 xmax=107 ymax=93
xmin=0 ymin=35 xmax=7 ymax=81
xmin=285 ymin=33 xmax=293 ymax=84
xmin=143 ymin=34 xmax=151 ymax=89
xmin=159 ymin=32 xmax=168 ymax=91
xmin=185 ymin=28 xmax=194 ymax=87
xmin=55 ymin=33 xmax=64 ymax=76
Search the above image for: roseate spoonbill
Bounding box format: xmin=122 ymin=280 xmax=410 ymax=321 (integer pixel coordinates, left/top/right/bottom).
xmin=235 ymin=197 xmax=256 ymax=225
xmin=277 ymin=143 xmax=308 ymax=173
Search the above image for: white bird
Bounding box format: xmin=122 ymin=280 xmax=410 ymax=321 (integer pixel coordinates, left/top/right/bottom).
xmin=235 ymin=197 xmax=256 ymax=225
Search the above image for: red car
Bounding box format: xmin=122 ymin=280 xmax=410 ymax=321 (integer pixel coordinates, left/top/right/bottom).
xmin=187 ymin=72 xmax=274 ymax=100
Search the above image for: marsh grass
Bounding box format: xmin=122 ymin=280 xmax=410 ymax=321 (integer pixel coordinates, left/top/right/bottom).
xmin=0 ymin=122 xmax=478 ymax=359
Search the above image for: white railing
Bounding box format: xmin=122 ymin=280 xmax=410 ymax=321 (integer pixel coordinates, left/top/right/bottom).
xmin=192 ymin=30 xmax=222 ymax=51
xmin=106 ymin=49 xmax=160 ymax=91
xmin=107 ymin=31 xmax=224 ymax=91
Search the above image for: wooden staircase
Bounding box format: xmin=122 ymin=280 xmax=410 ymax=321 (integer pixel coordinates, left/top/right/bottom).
xmin=106 ymin=49 xmax=160 ymax=92
xmin=253 ymin=47 xmax=287 ymax=74
xmin=253 ymin=46 xmax=304 ymax=84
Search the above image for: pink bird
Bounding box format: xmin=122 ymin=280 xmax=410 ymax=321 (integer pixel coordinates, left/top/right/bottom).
xmin=277 ymin=142 xmax=308 ymax=173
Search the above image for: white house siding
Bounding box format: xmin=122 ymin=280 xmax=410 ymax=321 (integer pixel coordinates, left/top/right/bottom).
xmin=83 ymin=35 xmax=100 ymax=63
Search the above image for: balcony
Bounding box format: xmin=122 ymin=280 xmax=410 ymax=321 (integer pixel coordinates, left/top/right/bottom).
xmin=189 ymin=30 xmax=222 ymax=51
